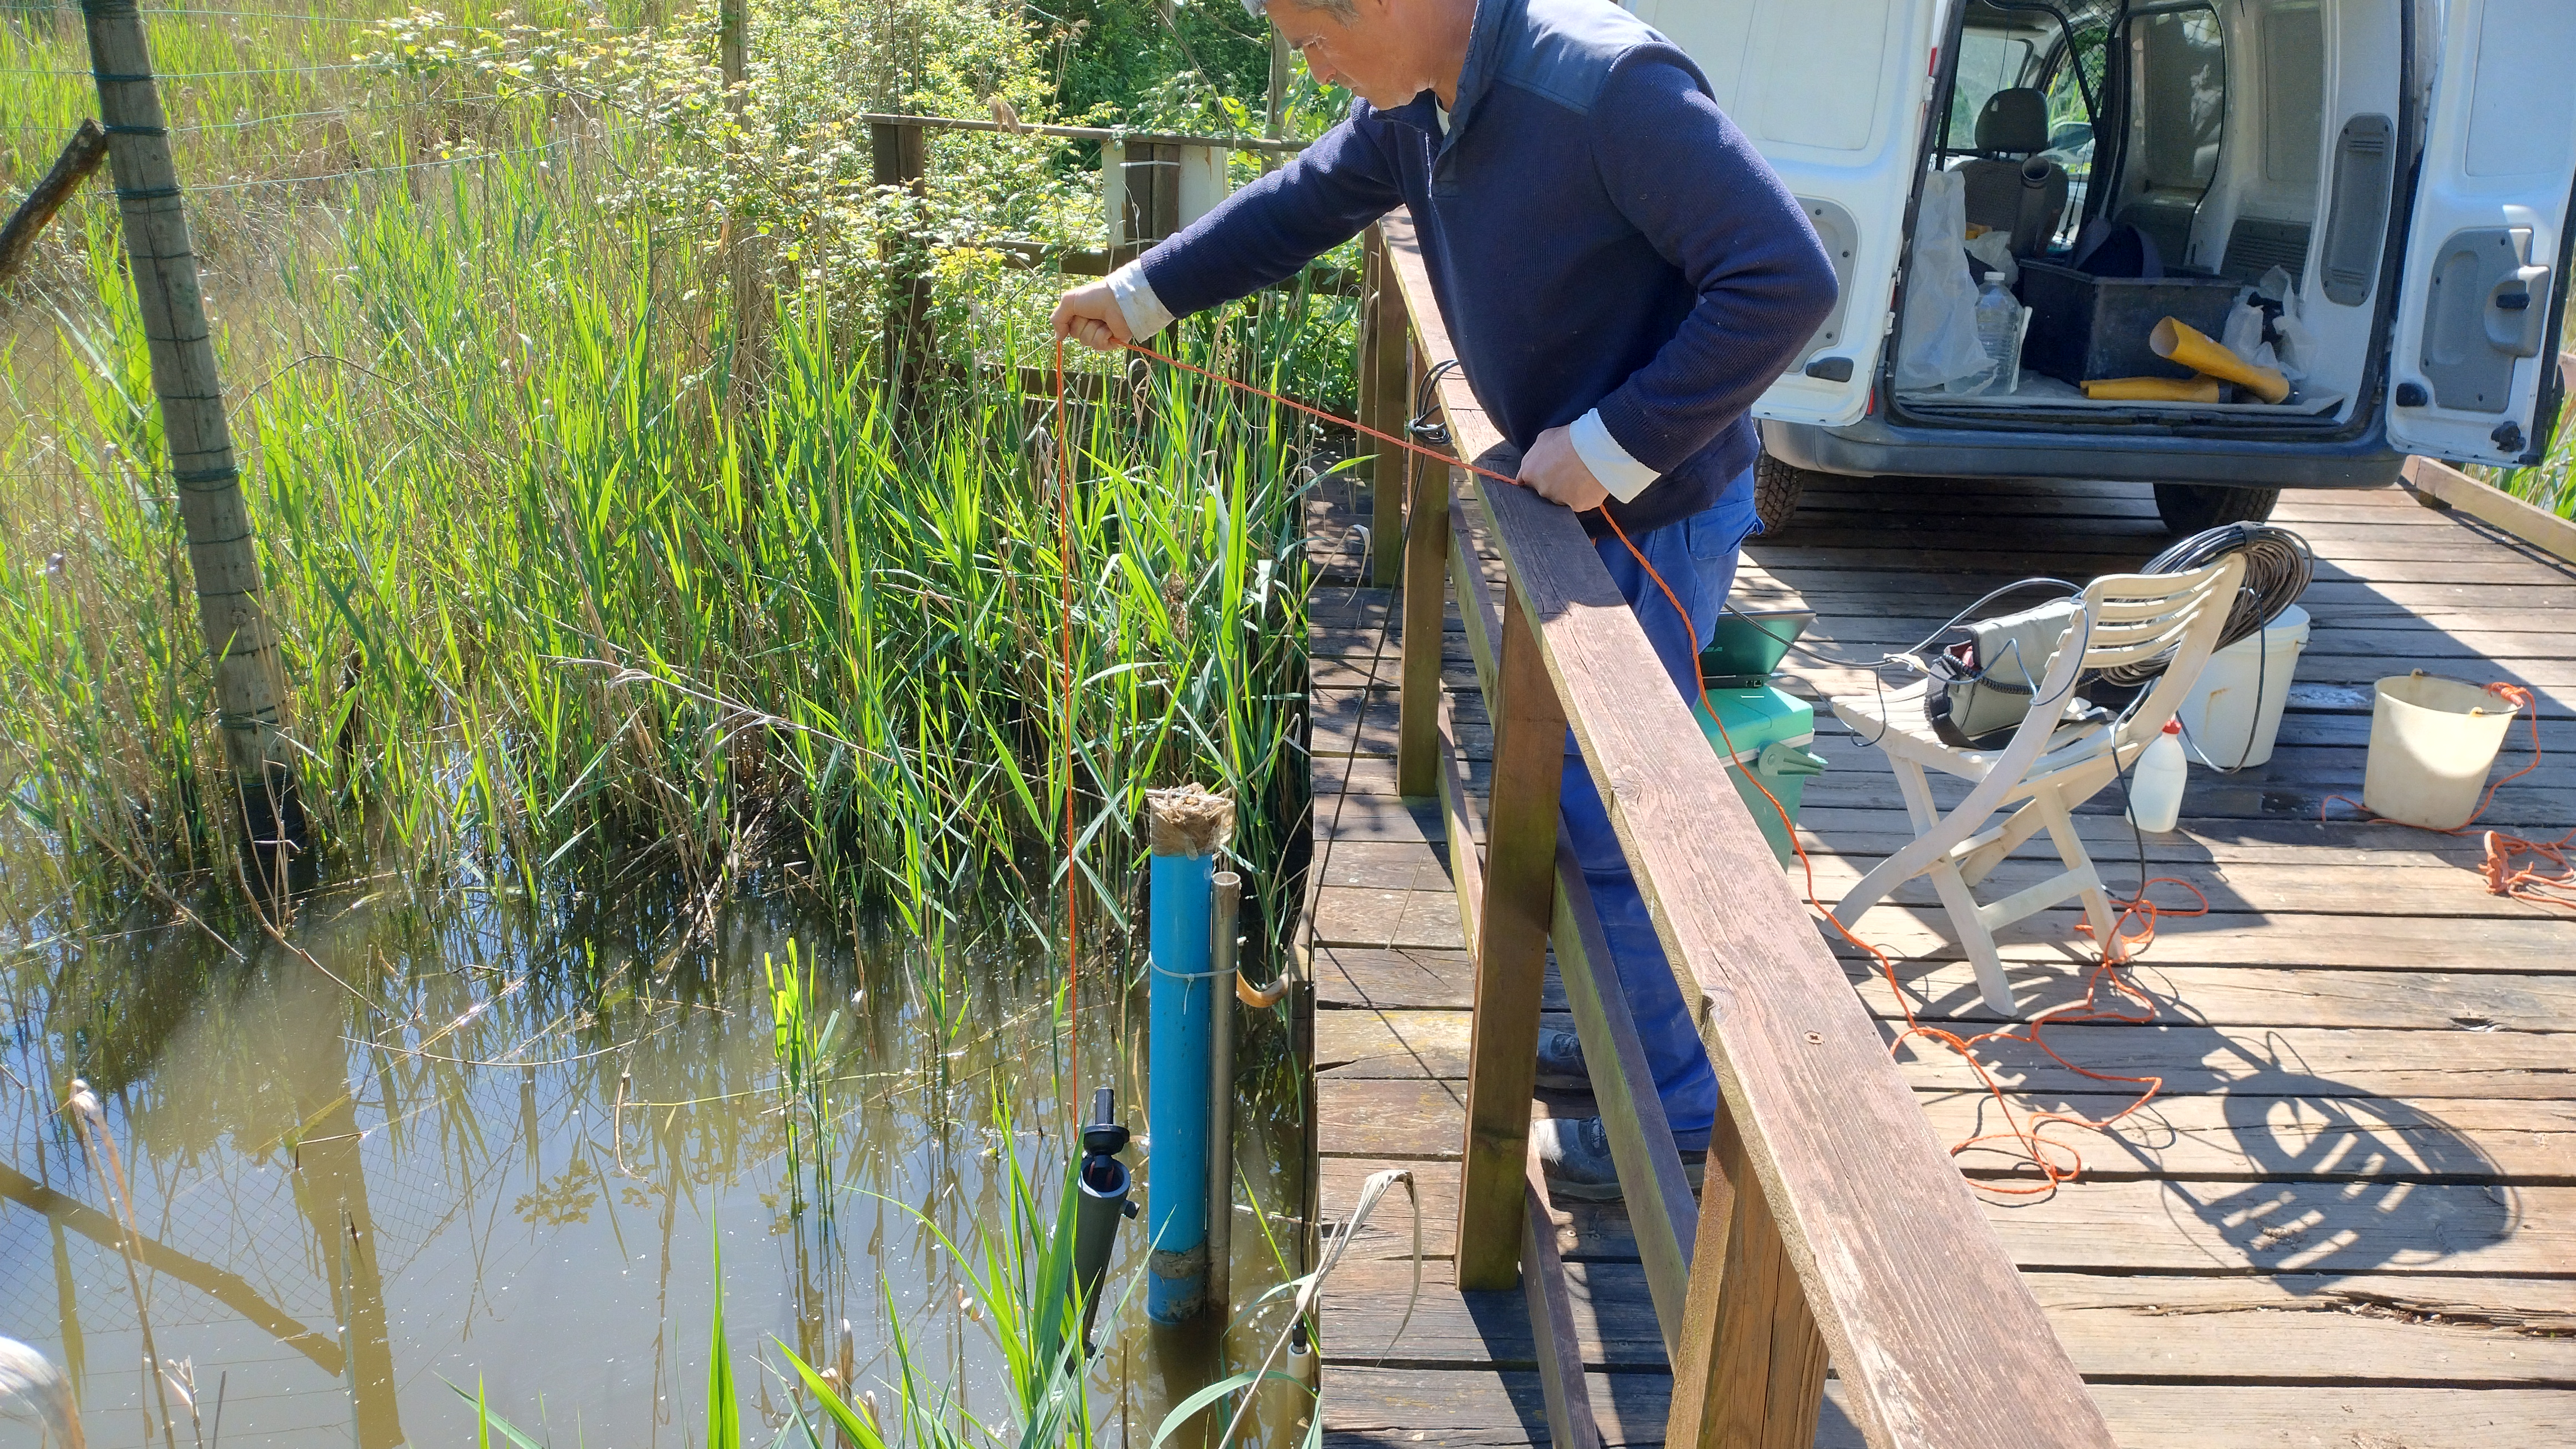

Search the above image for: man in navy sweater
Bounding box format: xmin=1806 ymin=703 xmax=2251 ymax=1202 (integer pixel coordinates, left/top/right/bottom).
xmin=1054 ymin=0 xmax=1837 ymax=1199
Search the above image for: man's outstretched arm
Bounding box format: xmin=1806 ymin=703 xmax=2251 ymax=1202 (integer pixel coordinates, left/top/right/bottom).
xmin=1054 ymin=117 xmax=1408 ymax=349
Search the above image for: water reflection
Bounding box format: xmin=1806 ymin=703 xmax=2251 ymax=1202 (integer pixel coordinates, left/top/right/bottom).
xmin=1 ymin=873 xmax=1309 ymax=1446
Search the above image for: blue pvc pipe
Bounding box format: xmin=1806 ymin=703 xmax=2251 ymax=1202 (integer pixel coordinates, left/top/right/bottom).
xmin=1145 ymin=848 xmax=1214 ymax=1323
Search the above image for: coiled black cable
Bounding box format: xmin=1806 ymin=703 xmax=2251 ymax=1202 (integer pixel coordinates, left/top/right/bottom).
xmin=2096 ymin=522 xmax=2313 ymax=687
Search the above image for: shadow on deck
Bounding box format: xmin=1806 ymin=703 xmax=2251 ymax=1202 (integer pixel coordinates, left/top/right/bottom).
xmin=1300 ymin=469 xmax=2576 ymax=1447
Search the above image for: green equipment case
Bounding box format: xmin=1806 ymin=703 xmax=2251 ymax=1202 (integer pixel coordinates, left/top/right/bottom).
xmin=1694 ymin=611 xmax=1827 ymax=868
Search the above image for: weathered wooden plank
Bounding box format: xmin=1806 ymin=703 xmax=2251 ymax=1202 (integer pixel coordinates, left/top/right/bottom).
xmin=1321 ymin=1364 xmax=1679 ymax=1449
xmin=1453 ymin=507 xmax=1503 ymax=707
xmin=1322 ymin=1077 xmax=2576 ymax=1184
xmin=2405 ymin=455 xmax=2576 ymax=565
xmin=1325 ymin=1259 xmax=2576 ymax=1382
xmin=1322 ymin=1009 xmax=2576 ymax=1100
xmin=1320 ymin=1078 xmax=1471 ymax=1159
xmin=1322 ymin=1370 xmax=2576 ymax=1449
xmin=1859 ymin=962 xmax=2576 ymax=1032
xmin=1668 ymin=1109 xmax=1828 ymax=1449
xmin=1888 ymin=1023 xmax=2576 ymax=1101
xmin=1397 ymin=341 xmax=1446 ymax=797
xmin=1310 ymin=886 xmax=1468 ymax=951
xmin=1552 ymin=841 xmax=1697 ymax=1355
xmin=1814 ymin=854 xmax=2571 ymax=920
xmin=1910 ymin=1091 xmax=2576 ymax=1183
xmin=1521 ymin=1171 xmax=1602 ymax=1449
xmin=1323 ymin=1156 xmax=2576 ymax=1277
xmin=1456 ymin=592 xmax=1563 ymax=1289
xmin=1821 ymin=907 xmax=2576 ymax=973
xmin=1314 ymin=945 xmax=1483 ymax=1012
xmin=1436 ymin=692 xmax=1487 ymax=962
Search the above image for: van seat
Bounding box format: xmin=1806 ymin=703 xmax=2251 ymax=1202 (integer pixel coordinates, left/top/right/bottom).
xmin=1960 ymin=88 xmax=2069 ymax=255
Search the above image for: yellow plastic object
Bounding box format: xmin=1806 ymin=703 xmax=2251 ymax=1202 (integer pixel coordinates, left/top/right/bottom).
xmin=2081 ymin=375 xmax=2222 ymax=401
xmin=1236 ymin=969 xmax=1289 ymax=1008
xmin=2149 ymin=316 xmax=2291 ymax=404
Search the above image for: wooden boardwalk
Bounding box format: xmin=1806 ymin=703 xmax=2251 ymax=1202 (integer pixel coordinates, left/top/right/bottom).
xmin=1298 ymin=469 xmax=2576 ymax=1447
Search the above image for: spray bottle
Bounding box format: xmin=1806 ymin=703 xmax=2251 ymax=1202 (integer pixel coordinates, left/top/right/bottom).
xmin=2126 ymin=718 xmax=2188 ymax=833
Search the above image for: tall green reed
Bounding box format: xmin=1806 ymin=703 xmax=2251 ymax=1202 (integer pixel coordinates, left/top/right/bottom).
xmin=4 ymin=125 xmax=1339 ymax=944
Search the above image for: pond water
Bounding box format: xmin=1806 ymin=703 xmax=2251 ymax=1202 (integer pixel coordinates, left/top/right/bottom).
xmin=1 ymin=866 xmax=1310 ymax=1447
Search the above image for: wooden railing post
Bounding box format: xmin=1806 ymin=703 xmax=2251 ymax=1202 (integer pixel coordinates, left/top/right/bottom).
xmin=1361 ymin=225 xmax=1407 ymax=587
xmin=1667 ymin=1118 xmax=1829 ymax=1448
xmin=1455 ymin=587 xmax=1562 ymax=1289
xmin=1393 ymin=364 xmax=1443 ymax=798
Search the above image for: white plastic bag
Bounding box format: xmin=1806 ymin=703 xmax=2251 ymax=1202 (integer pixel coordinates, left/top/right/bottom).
xmin=1896 ymin=170 xmax=1995 ymax=392
xmin=2255 ymin=265 xmax=2308 ymax=380
xmin=2221 ymin=295 xmax=2281 ymax=373
xmin=1964 ymin=230 xmax=2020 ymax=289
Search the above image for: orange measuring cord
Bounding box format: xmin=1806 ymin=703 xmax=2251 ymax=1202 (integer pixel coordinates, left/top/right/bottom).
xmin=1063 ymin=335 xmax=2183 ymax=1193
xmin=2323 ymin=682 xmax=2575 ymax=914
xmin=1053 ymin=335 xmax=1082 ymax=1101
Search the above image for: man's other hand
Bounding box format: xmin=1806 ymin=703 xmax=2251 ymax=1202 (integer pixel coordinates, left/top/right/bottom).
xmin=1051 ymin=283 xmax=1131 ymax=353
xmin=1517 ymin=425 xmax=1609 ymax=513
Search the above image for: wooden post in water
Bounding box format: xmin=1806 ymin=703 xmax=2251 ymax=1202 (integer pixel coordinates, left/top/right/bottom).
xmin=717 ymin=0 xmax=763 ymax=410
xmin=871 ymin=119 xmax=933 ymax=415
xmin=81 ymin=0 xmax=304 ymax=862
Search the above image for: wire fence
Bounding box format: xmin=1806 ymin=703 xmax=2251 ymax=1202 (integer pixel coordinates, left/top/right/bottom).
xmin=184 ymin=123 xmax=651 ymax=192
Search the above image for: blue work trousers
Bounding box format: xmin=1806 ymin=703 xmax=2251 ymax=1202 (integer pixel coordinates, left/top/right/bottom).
xmin=1558 ymin=477 xmax=1757 ymax=1148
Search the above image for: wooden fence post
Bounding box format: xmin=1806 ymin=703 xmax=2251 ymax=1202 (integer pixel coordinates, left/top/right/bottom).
xmin=717 ymin=0 xmax=763 ymax=410
xmin=1454 ymin=588 xmax=1563 ymax=1289
xmin=871 ymin=120 xmax=933 ymax=414
xmin=1666 ymin=1114 xmax=1829 ymax=1448
xmin=82 ymin=0 xmax=303 ymax=864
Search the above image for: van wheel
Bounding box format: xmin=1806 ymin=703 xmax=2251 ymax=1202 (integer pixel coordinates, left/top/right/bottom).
xmin=1755 ymin=452 xmax=1815 ymax=535
xmin=2154 ymin=483 xmax=2280 ymax=535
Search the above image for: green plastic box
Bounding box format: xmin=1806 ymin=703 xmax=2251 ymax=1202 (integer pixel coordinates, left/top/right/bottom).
xmin=1695 ymin=611 xmax=1825 ymax=868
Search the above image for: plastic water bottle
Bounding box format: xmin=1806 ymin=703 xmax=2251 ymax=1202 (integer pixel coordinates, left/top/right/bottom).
xmin=1946 ymin=276 xmax=2025 ymax=395
xmin=2126 ymin=718 xmax=2188 ymax=832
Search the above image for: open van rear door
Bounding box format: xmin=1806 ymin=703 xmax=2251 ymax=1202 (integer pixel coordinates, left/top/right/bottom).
xmin=1627 ymin=0 xmax=1943 ymax=427
xmin=2384 ymin=0 xmax=2576 ymax=466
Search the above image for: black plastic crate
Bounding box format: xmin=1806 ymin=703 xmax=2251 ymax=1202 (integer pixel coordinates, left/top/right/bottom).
xmin=2017 ymin=259 xmax=2242 ymax=385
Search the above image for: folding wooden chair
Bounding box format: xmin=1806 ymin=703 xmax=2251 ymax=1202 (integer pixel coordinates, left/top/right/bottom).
xmin=1828 ymin=557 xmax=2247 ymax=1013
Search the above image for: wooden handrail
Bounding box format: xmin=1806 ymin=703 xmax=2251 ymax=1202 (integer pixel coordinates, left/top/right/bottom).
xmin=852 ymin=110 xmax=1307 ymax=154
xmin=1372 ymin=213 xmax=2111 ymax=1448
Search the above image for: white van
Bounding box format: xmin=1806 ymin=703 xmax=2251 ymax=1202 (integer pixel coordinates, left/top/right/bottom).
xmin=1628 ymin=0 xmax=2576 ymax=534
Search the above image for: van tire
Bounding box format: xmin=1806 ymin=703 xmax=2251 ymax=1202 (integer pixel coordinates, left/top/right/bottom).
xmin=2154 ymin=483 xmax=2280 ymax=535
xmin=1755 ymin=452 xmax=1814 ymax=535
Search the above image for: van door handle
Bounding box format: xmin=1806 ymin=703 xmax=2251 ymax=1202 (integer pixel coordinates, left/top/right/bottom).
xmin=2488 ymin=264 xmax=2549 ymax=356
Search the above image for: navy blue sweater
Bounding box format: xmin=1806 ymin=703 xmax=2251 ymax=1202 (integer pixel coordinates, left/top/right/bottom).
xmin=1138 ymin=0 xmax=1838 ymax=537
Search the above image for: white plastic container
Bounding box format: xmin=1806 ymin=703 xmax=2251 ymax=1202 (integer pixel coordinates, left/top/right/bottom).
xmin=2362 ymin=672 xmax=2519 ymax=830
xmin=2175 ymin=604 xmax=2310 ymax=768
xmin=2125 ymin=718 xmax=2188 ymax=832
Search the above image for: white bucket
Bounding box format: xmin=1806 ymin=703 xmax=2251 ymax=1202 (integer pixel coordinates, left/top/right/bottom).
xmin=2361 ymin=672 xmax=2518 ymax=830
xmin=2175 ymin=604 xmax=2310 ymax=768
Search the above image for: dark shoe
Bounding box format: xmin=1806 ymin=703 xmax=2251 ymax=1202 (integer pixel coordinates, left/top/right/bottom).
xmin=1534 ymin=1116 xmax=1622 ymax=1201
xmin=1533 ymin=1029 xmax=1588 ymax=1091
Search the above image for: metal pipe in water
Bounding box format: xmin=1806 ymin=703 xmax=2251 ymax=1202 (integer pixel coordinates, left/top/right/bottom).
xmin=1205 ymin=871 xmax=1242 ymax=1324
xmin=1144 ymin=786 xmax=1232 ymax=1324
